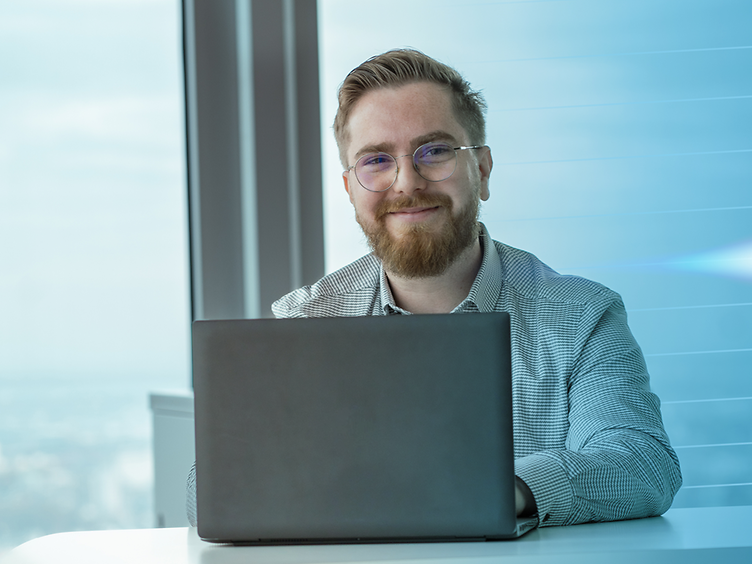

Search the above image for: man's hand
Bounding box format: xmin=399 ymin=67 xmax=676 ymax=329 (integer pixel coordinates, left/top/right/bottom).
xmin=515 ymin=476 xmax=537 ymax=517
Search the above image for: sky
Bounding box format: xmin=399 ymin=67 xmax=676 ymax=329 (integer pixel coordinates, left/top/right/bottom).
xmin=0 ymin=0 xmax=190 ymax=383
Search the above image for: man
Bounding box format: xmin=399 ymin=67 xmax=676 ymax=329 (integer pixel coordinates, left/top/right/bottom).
xmin=188 ymin=49 xmax=681 ymax=528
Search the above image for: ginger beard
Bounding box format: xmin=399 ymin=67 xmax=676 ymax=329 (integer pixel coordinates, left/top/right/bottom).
xmin=356 ymin=191 xmax=481 ymax=279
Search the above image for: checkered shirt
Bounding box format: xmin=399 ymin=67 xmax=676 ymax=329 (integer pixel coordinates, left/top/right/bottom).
xmin=269 ymin=223 xmax=682 ymax=527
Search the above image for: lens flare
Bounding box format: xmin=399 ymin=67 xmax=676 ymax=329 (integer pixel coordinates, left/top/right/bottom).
xmin=668 ymin=240 xmax=752 ymax=281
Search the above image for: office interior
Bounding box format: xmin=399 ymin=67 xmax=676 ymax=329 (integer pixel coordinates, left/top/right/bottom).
xmin=0 ymin=0 xmax=750 ymax=554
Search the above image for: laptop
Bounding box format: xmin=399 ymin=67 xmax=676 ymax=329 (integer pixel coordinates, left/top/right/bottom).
xmin=192 ymin=312 xmax=537 ymax=544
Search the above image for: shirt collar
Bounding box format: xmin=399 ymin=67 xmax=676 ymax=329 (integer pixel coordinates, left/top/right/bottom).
xmin=378 ymin=223 xmax=502 ymax=315
xmin=453 ymin=223 xmax=502 ymax=313
xmin=379 ymin=268 xmax=408 ymax=315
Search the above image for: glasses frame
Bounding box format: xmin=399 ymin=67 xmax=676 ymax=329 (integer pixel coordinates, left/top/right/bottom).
xmin=346 ymin=143 xmax=485 ymax=193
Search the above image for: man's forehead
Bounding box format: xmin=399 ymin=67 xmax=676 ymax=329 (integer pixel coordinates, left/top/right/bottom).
xmin=345 ymin=82 xmax=468 ymax=160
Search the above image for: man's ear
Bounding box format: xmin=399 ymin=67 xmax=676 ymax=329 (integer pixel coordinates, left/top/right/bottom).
xmin=478 ymin=147 xmax=493 ymax=202
xmin=343 ymin=170 xmax=355 ymax=205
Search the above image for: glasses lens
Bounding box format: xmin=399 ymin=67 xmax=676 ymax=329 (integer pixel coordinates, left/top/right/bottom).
xmin=355 ymin=152 xmax=396 ymax=192
xmin=414 ymin=143 xmax=456 ymax=181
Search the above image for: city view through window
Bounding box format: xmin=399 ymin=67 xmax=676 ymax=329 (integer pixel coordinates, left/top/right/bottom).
xmin=0 ymin=0 xmax=189 ymax=552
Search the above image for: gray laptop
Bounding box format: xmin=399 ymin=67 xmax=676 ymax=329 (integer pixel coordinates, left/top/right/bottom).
xmin=192 ymin=312 xmax=537 ymax=544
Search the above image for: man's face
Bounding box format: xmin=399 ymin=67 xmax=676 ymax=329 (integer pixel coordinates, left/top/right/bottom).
xmin=342 ymin=81 xmax=492 ymax=278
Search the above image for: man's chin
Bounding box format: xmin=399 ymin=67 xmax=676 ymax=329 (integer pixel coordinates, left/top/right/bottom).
xmin=359 ymin=218 xmax=479 ymax=279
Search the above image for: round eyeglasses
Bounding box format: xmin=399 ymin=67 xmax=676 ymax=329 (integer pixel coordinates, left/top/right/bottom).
xmin=346 ymin=142 xmax=484 ymax=192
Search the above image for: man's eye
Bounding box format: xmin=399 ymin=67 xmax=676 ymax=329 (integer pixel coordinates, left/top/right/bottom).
xmin=361 ymin=154 xmax=392 ymax=167
xmin=419 ymin=144 xmax=452 ymax=162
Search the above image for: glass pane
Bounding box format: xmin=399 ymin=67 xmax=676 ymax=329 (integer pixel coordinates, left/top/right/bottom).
xmin=0 ymin=0 xmax=189 ymax=551
xmin=318 ymin=0 xmax=752 ymax=509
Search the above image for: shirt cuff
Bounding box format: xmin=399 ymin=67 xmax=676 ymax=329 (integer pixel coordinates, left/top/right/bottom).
xmin=515 ymin=452 xmax=574 ymax=527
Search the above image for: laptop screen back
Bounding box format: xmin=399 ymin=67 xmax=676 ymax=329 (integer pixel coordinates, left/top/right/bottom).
xmin=193 ymin=313 xmax=517 ymax=543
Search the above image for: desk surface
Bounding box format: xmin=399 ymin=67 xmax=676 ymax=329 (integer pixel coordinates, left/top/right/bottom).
xmin=4 ymin=506 xmax=752 ymax=564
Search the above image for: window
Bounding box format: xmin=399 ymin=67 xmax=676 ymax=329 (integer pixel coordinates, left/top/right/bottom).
xmin=0 ymin=0 xmax=188 ymax=550
xmin=318 ymin=0 xmax=752 ymax=508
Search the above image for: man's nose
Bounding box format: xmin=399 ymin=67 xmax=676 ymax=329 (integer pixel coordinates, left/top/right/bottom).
xmin=391 ymin=155 xmax=427 ymax=195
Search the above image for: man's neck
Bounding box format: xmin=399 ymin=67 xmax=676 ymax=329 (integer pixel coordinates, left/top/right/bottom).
xmin=385 ymin=238 xmax=483 ymax=314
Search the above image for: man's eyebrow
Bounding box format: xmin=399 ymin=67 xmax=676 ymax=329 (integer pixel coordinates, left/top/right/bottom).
xmin=411 ymin=131 xmax=461 ymax=147
xmin=353 ymin=142 xmax=396 ymax=161
xmin=352 ymin=131 xmax=462 ymax=163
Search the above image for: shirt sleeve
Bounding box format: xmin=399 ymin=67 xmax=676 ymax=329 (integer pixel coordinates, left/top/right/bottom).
xmin=514 ymin=298 xmax=683 ymax=527
xmin=186 ymin=461 xmax=198 ymax=527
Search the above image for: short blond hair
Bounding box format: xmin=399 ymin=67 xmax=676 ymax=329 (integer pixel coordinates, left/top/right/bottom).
xmin=334 ymin=49 xmax=487 ymax=167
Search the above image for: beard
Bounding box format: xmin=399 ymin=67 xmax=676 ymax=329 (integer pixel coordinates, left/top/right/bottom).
xmin=356 ymin=192 xmax=480 ymax=279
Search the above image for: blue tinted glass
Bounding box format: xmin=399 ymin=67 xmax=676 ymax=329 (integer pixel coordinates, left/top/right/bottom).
xmin=0 ymin=0 xmax=188 ymax=551
xmin=415 ymin=143 xmax=454 ymax=164
xmin=320 ymin=0 xmax=752 ymax=509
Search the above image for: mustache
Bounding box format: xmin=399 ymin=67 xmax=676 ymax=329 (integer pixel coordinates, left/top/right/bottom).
xmin=374 ymin=193 xmax=454 ymax=220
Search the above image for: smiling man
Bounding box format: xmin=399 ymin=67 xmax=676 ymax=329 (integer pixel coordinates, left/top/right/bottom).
xmin=187 ymin=49 xmax=682 ymax=529
xmin=341 ymin=80 xmax=491 ymax=314
xmin=270 ymin=49 xmax=682 ymax=528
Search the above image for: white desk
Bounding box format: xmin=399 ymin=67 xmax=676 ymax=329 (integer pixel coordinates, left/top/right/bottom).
xmin=4 ymin=506 xmax=751 ymax=564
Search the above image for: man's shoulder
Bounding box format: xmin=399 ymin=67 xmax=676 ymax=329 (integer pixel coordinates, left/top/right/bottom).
xmin=272 ymin=253 xmax=382 ymax=318
xmin=492 ymin=240 xmax=619 ymax=307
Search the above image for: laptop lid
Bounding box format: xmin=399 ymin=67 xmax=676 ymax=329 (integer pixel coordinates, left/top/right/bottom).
xmin=193 ymin=312 xmax=535 ymax=544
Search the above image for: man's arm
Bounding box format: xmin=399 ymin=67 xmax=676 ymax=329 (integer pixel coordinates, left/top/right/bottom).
xmin=515 ymin=299 xmax=682 ymax=527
